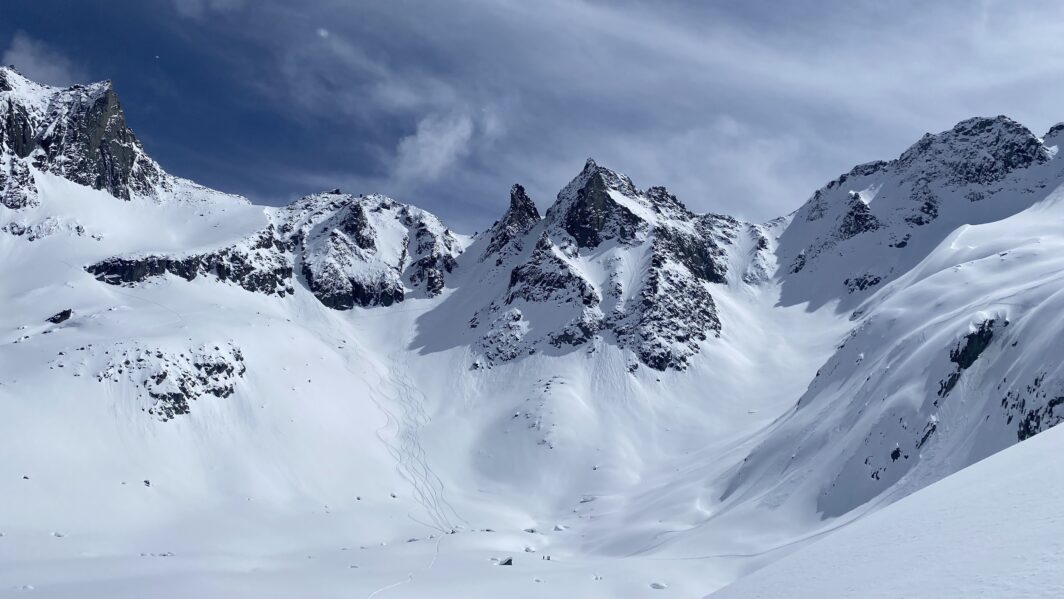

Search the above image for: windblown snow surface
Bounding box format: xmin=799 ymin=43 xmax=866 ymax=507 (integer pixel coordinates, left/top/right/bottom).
xmin=4 ymin=67 xmax=1064 ymax=597
xmin=711 ymin=421 xmax=1064 ymax=599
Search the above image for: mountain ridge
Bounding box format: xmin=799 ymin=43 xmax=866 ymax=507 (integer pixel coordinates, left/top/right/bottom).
xmin=5 ymin=67 xmax=1064 ymax=597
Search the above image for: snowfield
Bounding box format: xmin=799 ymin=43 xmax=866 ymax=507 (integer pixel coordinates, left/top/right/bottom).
xmin=711 ymin=420 xmax=1064 ymax=599
xmin=4 ymin=66 xmax=1064 ymax=597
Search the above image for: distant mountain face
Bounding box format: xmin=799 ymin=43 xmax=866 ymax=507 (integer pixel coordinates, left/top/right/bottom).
xmin=7 ymin=65 xmax=1064 ymax=595
xmin=721 ymin=114 xmax=1064 ymax=520
xmin=777 ymin=115 xmax=1058 ymax=308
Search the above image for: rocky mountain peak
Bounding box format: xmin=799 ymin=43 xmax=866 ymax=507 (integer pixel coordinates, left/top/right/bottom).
xmin=33 ymin=78 xmax=166 ymax=200
xmin=896 ymin=115 xmax=1048 ymax=185
xmin=0 ymin=68 xmax=170 ymax=202
xmin=481 ymin=183 xmax=541 ymax=262
xmin=546 ymin=158 xmax=645 ymax=249
xmin=507 ymin=183 xmax=538 ymax=218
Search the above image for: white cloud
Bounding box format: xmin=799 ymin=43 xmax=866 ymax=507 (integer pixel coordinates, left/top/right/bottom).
xmin=2 ymin=32 xmax=84 ymax=87
xmin=393 ymin=112 xmax=475 ymax=183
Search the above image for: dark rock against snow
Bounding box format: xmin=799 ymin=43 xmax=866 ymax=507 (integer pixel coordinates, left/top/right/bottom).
xmin=94 ymin=341 xmax=247 ymax=421
xmin=30 ymin=81 xmax=166 ymax=200
xmin=46 ymin=309 xmax=73 ymax=324
xmin=86 ymin=225 xmax=295 ymax=297
xmin=546 ymin=158 xmax=646 ymax=249
xmin=0 ymin=155 xmax=38 ymax=209
xmin=481 ymin=183 xmax=541 ymax=262
xmin=938 ymin=319 xmax=998 ymax=398
xmin=471 ymin=160 xmax=741 ymax=371
xmin=896 ymin=116 xmax=1049 ymax=187
xmin=88 ymin=192 xmax=463 ymax=310
xmin=506 ymin=233 xmax=599 ymax=307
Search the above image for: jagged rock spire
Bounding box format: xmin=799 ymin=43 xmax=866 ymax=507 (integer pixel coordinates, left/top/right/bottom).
xmin=481 ymin=182 xmax=542 ymax=262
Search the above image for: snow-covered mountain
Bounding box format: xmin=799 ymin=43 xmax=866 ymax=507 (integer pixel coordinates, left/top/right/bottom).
xmin=4 ymin=65 xmax=1064 ymax=597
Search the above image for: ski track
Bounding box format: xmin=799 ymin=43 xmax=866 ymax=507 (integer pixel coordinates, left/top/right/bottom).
xmin=329 ymin=330 xmax=461 ymax=598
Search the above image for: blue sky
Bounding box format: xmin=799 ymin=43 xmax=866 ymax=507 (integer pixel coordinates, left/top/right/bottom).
xmin=4 ymin=0 xmax=1064 ymax=231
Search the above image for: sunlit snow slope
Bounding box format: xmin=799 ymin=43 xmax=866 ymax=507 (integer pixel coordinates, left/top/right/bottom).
xmin=3 ymin=66 xmax=1064 ymax=597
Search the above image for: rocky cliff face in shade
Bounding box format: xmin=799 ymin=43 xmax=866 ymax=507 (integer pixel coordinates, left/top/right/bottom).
xmin=0 ymin=66 xmax=167 ymax=202
xmin=30 ymin=80 xmax=166 ymax=200
xmin=481 ymin=183 xmax=541 ymax=263
xmin=545 ymin=158 xmax=647 ymax=249
xmin=0 ymin=66 xmax=243 ymax=210
xmin=467 ymin=160 xmax=752 ymax=371
xmin=0 ymin=153 xmax=38 ymax=209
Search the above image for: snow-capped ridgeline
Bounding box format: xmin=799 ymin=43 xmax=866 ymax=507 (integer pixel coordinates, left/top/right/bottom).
xmin=779 ymin=115 xmax=1060 ymax=307
xmin=6 ymin=65 xmax=1064 ymax=597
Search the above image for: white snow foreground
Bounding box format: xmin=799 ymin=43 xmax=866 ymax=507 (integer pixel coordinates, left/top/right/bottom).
xmin=711 ymin=421 xmax=1064 ymax=599
xmin=4 ymin=66 xmax=1064 ymax=597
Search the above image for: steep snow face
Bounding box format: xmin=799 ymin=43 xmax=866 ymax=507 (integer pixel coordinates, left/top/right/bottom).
xmin=778 ymin=116 xmax=1058 ymax=309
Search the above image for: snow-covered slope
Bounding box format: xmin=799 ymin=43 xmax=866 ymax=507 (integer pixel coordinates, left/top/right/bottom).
xmin=4 ymin=65 xmax=1064 ymax=597
xmin=711 ymin=420 xmax=1064 ymax=599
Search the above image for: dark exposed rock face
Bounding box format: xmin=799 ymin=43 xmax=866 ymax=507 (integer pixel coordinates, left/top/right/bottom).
xmin=1 ymin=99 xmax=35 ymax=158
xmin=837 ymin=193 xmax=880 ymax=239
xmin=46 ymin=309 xmax=72 ymax=324
xmin=506 ymin=234 xmax=599 ymax=307
xmin=616 ymin=263 xmax=721 ymax=371
xmin=653 ymin=216 xmax=730 ymax=285
xmin=93 ymin=342 xmax=246 ymax=421
xmin=88 ymin=193 xmax=462 ymax=310
xmin=87 ymin=225 xmax=295 ymax=297
xmin=31 ymin=82 xmax=165 ymax=200
xmin=472 ymin=160 xmax=741 ymax=371
xmin=897 ymin=116 xmax=1049 ymax=186
xmin=405 ymin=208 xmax=461 ymax=296
xmin=0 ymin=68 xmax=167 ymax=203
xmin=0 ymin=155 xmax=37 ymax=209
xmin=482 ymin=184 xmax=541 ymax=262
xmin=938 ymin=319 xmax=997 ymax=398
xmin=547 ymin=159 xmax=646 ymax=249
